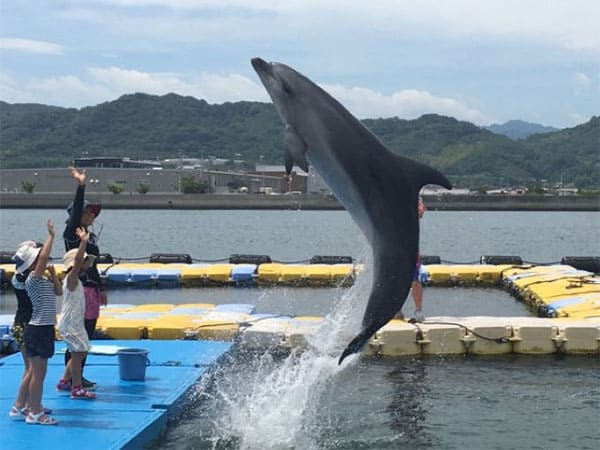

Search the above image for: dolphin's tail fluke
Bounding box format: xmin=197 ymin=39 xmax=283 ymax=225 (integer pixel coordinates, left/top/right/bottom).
xmin=338 ymin=326 xmax=377 ymax=365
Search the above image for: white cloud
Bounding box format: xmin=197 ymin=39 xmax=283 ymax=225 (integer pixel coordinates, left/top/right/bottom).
xmin=87 ymin=66 xmax=268 ymax=103
xmin=324 ymin=84 xmax=493 ymax=125
xmin=567 ymin=112 xmax=591 ymax=127
xmin=0 ymin=72 xmax=31 ymax=102
xmin=28 ymin=75 xmax=113 ymax=106
xmin=0 ymin=66 xmax=493 ymax=124
xmin=572 ymin=71 xmax=592 ymax=86
xmin=79 ymin=0 xmax=600 ymax=53
xmin=0 ymin=38 xmax=63 ymax=55
xmin=1 ymin=67 xmax=268 ymax=107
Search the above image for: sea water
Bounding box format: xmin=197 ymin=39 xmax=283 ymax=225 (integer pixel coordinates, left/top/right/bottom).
xmin=1 ymin=209 xmax=599 ymax=449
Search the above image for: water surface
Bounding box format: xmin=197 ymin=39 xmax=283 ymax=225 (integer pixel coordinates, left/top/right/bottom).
xmin=1 ymin=209 xmax=598 ymax=449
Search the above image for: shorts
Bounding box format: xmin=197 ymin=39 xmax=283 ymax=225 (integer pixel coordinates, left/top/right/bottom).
xmin=412 ymin=264 xmax=422 ymax=282
xmin=24 ymin=324 xmax=55 ymax=359
xmin=84 ymin=287 xmax=101 ymax=320
xmin=11 ymin=323 xmax=26 ymax=351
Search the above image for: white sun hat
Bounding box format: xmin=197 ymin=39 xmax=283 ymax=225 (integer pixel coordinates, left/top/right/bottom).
xmin=13 ymin=242 xmax=42 ymax=274
xmin=62 ymin=248 xmax=96 ymax=270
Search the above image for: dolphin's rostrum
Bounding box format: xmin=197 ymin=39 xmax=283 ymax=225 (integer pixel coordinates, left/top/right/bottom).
xmin=251 ymin=58 xmax=452 ymax=363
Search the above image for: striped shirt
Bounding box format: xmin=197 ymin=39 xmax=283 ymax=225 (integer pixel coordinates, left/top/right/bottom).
xmin=25 ymin=274 xmax=57 ymax=326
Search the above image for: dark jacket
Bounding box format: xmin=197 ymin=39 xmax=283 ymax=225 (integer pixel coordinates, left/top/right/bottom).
xmin=63 ymin=184 xmax=102 ymax=289
xmin=12 ymin=272 xmax=32 ymax=326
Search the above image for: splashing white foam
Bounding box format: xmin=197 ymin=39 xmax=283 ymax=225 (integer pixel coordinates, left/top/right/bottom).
xmin=213 ymin=240 xmax=373 ymax=450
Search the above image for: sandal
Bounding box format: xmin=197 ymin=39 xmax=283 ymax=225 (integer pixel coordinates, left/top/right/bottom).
xmin=25 ymin=411 xmax=58 ymax=425
xmin=71 ymin=386 xmax=96 ymax=400
xmin=9 ymin=405 xmax=27 ymax=421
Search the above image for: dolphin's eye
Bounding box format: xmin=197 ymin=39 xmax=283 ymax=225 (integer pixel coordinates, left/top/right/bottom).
xmin=281 ymin=78 xmax=293 ymax=95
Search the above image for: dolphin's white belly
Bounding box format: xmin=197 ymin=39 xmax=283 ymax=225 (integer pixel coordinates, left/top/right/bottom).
xmin=305 ymin=136 xmax=374 ymax=245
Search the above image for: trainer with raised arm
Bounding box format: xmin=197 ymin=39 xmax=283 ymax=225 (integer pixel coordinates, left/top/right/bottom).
xmin=61 ymin=166 xmax=104 ymax=391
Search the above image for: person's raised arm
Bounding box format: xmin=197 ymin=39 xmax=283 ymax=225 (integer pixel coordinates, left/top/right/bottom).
xmin=64 ymin=167 xmax=87 ymax=247
xmin=33 ymin=220 xmax=55 ymax=278
xmin=47 ymin=264 xmax=63 ymax=296
xmin=66 ymin=228 xmax=89 ymax=292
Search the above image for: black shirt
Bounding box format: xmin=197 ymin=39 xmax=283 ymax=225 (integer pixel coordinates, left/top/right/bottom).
xmin=63 ymin=184 xmax=102 ymax=289
xmin=12 ymin=272 xmax=32 ymax=325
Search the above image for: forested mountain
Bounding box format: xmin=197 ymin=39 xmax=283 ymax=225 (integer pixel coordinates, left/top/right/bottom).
xmin=486 ymin=120 xmax=558 ymax=140
xmin=1 ymin=93 xmax=597 ymax=188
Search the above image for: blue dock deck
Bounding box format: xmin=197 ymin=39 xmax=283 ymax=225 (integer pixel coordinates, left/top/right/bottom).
xmin=0 ymin=339 xmax=232 ymax=450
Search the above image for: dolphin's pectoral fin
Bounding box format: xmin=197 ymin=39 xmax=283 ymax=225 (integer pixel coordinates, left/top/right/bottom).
xmin=284 ymin=146 xmax=294 ymax=175
xmin=284 ymin=126 xmax=309 ymax=174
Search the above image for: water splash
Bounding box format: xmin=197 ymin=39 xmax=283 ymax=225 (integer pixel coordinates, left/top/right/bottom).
xmin=211 ymin=241 xmax=373 ymax=450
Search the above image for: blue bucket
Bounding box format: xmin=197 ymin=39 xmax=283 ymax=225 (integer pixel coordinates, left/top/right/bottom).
xmin=117 ymin=348 xmax=150 ymax=381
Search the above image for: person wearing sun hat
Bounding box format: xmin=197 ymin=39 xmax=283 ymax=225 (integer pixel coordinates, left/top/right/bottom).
xmin=10 ymin=220 xmax=62 ymax=425
xmin=61 ymin=166 xmax=105 ymax=391
xmin=13 ymin=243 xmax=41 ymax=275
xmin=56 ymin=227 xmax=97 ymax=400
xmin=10 ymin=241 xmax=41 ymax=353
xmin=8 ymin=241 xmax=53 ymax=421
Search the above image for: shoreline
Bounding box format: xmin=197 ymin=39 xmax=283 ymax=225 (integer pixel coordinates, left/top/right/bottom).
xmin=0 ymin=192 xmax=598 ymax=211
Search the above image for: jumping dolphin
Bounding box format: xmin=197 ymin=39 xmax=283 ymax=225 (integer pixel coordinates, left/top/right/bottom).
xmin=251 ymin=58 xmax=452 ymax=364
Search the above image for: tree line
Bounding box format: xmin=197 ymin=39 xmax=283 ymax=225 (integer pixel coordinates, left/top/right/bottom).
xmin=1 ymin=93 xmax=597 ymax=188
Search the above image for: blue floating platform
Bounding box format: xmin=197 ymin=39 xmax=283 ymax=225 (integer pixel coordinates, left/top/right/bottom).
xmin=231 ymin=264 xmax=257 ymax=285
xmin=105 ymin=267 xmax=131 ymax=283
xmin=0 ymin=339 xmax=232 ymax=450
xmin=214 ymin=303 xmax=256 ymax=314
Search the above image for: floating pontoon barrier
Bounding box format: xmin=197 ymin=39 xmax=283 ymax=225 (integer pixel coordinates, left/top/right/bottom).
xmin=310 ymin=255 xmax=353 ymax=264
xmin=100 ymin=265 xmax=183 ymax=288
xmin=149 ymin=253 xmax=192 ymax=264
xmin=229 ymin=254 xmax=272 ymax=265
xmin=480 ymin=255 xmax=523 ymax=265
xmin=240 ymin=315 xmax=600 ymax=356
xmin=421 ymin=255 xmax=442 ymax=265
xmin=0 ymin=252 xmax=14 ymax=264
xmin=1 ymin=256 xmax=599 ymax=318
xmin=561 ymin=256 xmax=600 ymax=273
xmin=96 ymin=253 xmax=114 ymax=264
xmin=91 ymin=303 xmax=256 ymax=340
xmin=363 ymin=317 xmax=600 ymax=356
xmin=3 ymin=300 xmax=599 ymax=357
xmin=53 ymin=303 xmax=600 ymax=356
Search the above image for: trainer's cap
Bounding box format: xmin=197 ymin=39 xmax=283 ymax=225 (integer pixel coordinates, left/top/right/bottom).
xmin=67 ymin=200 xmax=101 ymax=218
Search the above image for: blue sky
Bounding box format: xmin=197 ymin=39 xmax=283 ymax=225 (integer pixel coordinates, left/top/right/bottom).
xmin=1 ymin=1 xmax=598 ymax=128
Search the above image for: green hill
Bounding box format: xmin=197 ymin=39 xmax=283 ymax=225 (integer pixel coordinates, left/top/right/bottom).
xmin=485 ymin=120 xmax=558 ymax=139
xmin=0 ymin=93 xmax=597 ymax=188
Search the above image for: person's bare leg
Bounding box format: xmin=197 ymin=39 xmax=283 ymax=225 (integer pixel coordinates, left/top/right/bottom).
xmin=60 ymin=358 xmax=73 ymax=383
xmin=412 ymin=281 xmax=423 ymax=311
xmin=70 ymin=352 xmax=84 ymax=388
xmin=14 ymin=354 xmax=31 ymax=410
xmin=27 ymin=356 xmax=48 ymax=414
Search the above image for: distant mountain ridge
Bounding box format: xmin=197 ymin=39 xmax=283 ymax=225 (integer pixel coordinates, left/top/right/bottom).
xmin=0 ymin=93 xmax=597 ymax=188
xmin=486 ymin=120 xmax=558 ymax=140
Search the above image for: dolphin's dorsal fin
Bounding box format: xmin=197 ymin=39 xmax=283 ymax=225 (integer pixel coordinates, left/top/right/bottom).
xmin=284 ymin=126 xmax=309 ymax=174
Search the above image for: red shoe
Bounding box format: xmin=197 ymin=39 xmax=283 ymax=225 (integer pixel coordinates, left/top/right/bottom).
xmin=71 ymin=386 xmax=96 ymax=400
xmin=56 ymin=379 xmax=72 ymax=392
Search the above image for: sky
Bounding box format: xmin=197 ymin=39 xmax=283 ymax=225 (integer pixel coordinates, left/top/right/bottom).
xmin=0 ymin=1 xmax=598 ymax=128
